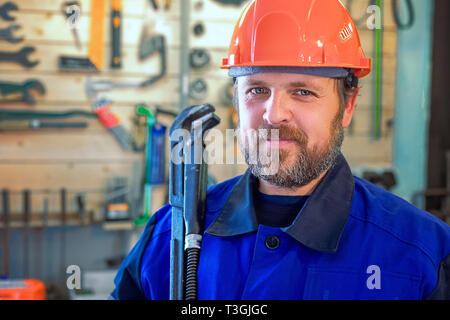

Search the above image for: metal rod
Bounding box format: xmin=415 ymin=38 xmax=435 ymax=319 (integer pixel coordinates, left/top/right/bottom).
xmin=23 ymin=189 xmax=31 ymax=278
xmin=179 ymin=0 xmax=191 ymax=110
xmin=60 ymin=188 xmax=67 ymax=279
xmin=2 ymin=189 xmax=10 ymax=278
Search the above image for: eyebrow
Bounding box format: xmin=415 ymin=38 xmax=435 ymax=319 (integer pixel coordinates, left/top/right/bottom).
xmin=242 ymin=79 xmax=322 ymax=91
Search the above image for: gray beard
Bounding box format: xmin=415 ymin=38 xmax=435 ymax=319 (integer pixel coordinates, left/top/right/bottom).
xmin=239 ymin=127 xmax=344 ymax=189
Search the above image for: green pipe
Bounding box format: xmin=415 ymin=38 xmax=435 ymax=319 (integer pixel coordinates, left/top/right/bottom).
xmin=134 ymin=105 xmax=155 ymax=226
xmin=373 ymin=0 xmax=383 ymax=139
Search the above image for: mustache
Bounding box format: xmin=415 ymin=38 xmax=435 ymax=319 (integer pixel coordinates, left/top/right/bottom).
xmin=257 ymin=123 xmax=308 ymax=145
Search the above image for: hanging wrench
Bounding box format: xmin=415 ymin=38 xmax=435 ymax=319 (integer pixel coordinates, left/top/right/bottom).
xmin=0 ymin=79 xmax=46 ymax=105
xmin=0 ymin=1 xmax=18 ymax=21
xmin=0 ymin=24 xmax=23 ymax=43
xmin=0 ymin=46 xmax=39 ymax=68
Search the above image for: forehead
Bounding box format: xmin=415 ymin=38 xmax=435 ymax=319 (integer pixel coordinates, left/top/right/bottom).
xmin=237 ymin=72 xmax=334 ymax=90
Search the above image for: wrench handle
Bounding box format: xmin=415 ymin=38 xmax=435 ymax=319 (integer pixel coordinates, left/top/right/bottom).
xmin=0 ymin=50 xmax=18 ymax=60
xmin=0 ymin=47 xmax=39 ymax=68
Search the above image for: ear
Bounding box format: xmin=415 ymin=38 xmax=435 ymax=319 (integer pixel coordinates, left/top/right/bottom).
xmin=341 ymin=87 xmax=359 ymax=129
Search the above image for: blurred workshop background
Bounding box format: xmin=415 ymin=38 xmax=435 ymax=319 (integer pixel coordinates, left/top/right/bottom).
xmin=0 ymin=0 xmax=448 ymax=299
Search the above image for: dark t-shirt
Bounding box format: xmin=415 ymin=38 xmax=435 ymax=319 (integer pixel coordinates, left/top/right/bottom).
xmin=254 ymin=190 xmax=309 ymax=227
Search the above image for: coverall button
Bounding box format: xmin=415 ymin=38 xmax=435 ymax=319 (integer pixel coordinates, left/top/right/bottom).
xmin=265 ymin=235 xmax=280 ymax=250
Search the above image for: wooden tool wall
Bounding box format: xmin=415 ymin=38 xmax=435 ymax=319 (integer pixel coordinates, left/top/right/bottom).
xmin=0 ymin=0 xmax=398 ymax=220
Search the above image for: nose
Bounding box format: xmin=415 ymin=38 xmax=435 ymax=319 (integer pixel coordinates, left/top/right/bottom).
xmin=262 ymin=91 xmax=293 ymax=125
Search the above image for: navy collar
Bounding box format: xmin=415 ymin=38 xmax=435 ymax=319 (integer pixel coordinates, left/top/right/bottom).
xmin=205 ymin=152 xmax=354 ymax=253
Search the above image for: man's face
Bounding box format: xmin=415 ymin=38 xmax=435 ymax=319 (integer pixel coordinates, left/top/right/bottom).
xmin=236 ymin=72 xmax=348 ymax=189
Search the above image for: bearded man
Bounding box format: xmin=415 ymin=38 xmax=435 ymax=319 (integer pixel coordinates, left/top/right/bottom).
xmin=111 ymin=0 xmax=450 ymax=300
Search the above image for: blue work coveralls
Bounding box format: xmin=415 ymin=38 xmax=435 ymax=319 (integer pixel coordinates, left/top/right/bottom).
xmin=110 ymin=153 xmax=450 ymax=299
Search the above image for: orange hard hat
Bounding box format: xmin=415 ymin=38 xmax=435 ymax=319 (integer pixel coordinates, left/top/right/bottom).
xmin=221 ymin=0 xmax=371 ymax=79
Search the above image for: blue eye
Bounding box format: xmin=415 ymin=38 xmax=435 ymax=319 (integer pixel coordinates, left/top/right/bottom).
xmin=250 ymin=87 xmax=268 ymax=94
xmin=297 ymin=89 xmax=312 ymax=96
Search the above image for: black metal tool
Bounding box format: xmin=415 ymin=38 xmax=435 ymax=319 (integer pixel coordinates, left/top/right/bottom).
xmin=0 ymin=46 xmax=39 ymax=68
xmin=76 ymin=193 xmax=86 ymax=224
xmin=0 ymin=1 xmax=18 ymax=21
xmin=138 ymin=31 xmax=162 ymax=61
xmin=0 ymin=24 xmax=23 ymax=43
xmin=138 ymin=34 xmax=167 ymax=87
xmin=192 ymin=22 xmax=205 ymax=37
xmin=43 ymin=197 xmax=49 ymax=226
xmin=0 ymin=79 xmax=46 ymax=105
xmin=169 ymin=103 xmax=220 ymax=300
xmin=140 ymin=36 xmax=166 ymax=87
xmin=0 ymin=108 xmax=96 ymax=120
xmin=23 ymin=189 xmax=31 ymax=279
xmin=58 ymin=56 xmax=98 ymax=72
xmin=0 ymin=119 xmax=88 ymax=130
xmin=1 ymin=189 xmax=11 ymax=279
xmin=110 ymin=0 xmax=122 ymax=69
xmin=60 ymin=188 xmax=67 ymax=280
xmin=34 ymin=197 xmax=47 ymax=281
xmin=183 ymin=111 xmax=220 ymax=300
